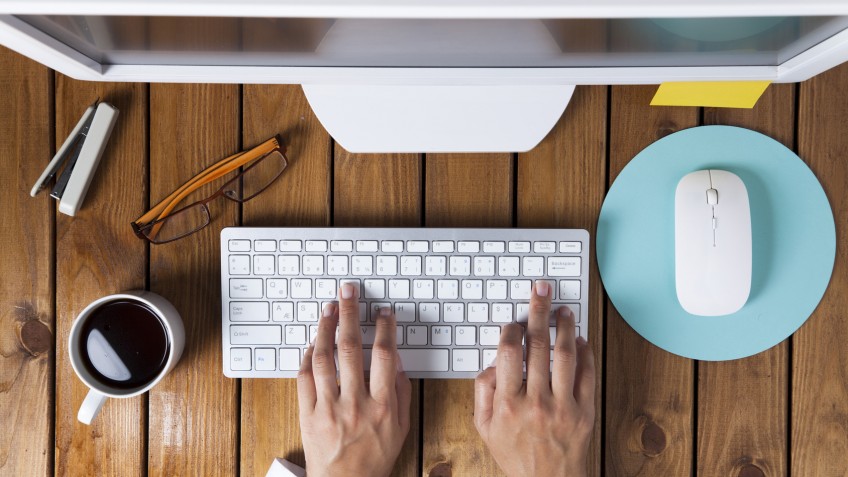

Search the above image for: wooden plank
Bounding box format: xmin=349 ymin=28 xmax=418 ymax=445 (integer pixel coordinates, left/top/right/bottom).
xmin=605 ymin=86 xmax=697 ymax=476
xmin=52 ymin=77 xmax=148 ymax=475
xmin=0 ymin=46 xmax=54 ymax=477
xmin=697 ymin=84 xmax=794 ymax=477
xmin=239 ymin=84 xmax=331 ymax=477
xmin=517 ymin=85 xmax=608 ymax=477
xmin=422 ymin=153 xmax=512 ymax=477
xmin=146 ymin=83 xmax=240 ymax=477
xmin=792 ymin=64 xmax=848 ymax=475
xmin=334 ymin=147 xmax=422 ymax=477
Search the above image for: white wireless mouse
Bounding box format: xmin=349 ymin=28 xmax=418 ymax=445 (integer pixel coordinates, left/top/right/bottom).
xmin=675 ymin=169 xmax=752 ymax=316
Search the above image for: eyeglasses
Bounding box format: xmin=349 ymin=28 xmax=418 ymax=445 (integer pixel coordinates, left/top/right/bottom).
xmin=132 ymin=136 xmax=287 ymax=244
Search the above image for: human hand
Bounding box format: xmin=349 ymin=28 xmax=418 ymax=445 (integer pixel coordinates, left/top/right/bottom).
xmin=474 ymin=280 xmax=595 ymax=477
xmin=297 ymin=284 xmax=412 ymax=477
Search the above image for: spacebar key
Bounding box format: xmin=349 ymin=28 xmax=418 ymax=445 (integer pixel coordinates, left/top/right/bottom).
xmin=397 ymin=349 xmax=450 ymax=372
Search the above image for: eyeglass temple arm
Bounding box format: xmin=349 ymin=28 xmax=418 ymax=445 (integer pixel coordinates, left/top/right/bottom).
xmin=134 ymin=136 xmax=280 ymax=226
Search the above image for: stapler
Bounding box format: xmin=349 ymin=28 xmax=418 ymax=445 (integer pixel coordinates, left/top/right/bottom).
xmin=30 ymin=99 xmax=119 ymax=216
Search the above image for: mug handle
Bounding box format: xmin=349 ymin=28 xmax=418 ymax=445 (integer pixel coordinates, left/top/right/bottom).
xmin=78 ymin=389 xmax=108 ymax=425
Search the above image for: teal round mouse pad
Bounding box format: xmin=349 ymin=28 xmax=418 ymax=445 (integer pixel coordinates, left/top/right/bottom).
xmin=597 ymin=125 xmax=835 ymax=361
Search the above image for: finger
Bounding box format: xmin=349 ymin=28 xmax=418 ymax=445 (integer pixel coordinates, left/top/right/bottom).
xmin=312 ymin=303 xmax=340 ymax=401
xmin=574 ymin=336 xmax=596 ymax=418
xmin=337 ymin=283 xmax=366 ymax=398
xmin=474 ymin=365 xmax=497 ymax=432
xmin=296 ymin=344 xmax=317 ymax=413
xmin=495 ymin=323 xmax=525 ymax=399
xmin=551 ymin=306 xmax=578 ymax=399
xmin=370 ymin=307 xmax=399 ymax=405
xmin=395 ymin=353 xmax=413 ymax=434
xmin=525 ymin=280 xmax=553 ymax=396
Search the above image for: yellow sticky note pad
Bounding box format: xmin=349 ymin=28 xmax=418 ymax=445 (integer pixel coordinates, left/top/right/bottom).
xmin=651 ymin=81 xmax=771 ymax=108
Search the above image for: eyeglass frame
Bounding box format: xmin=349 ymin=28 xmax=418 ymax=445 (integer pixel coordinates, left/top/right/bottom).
xmin=131 ymin=145 xmax=288 ymax=244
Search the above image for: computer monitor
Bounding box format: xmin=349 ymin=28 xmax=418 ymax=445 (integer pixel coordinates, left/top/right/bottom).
xmin=2 ymin=1 xmax=848 ymax=152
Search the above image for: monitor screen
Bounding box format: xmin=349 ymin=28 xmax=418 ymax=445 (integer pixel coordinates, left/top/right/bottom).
xmin=17 ymin=15 xmax=848 ymax=68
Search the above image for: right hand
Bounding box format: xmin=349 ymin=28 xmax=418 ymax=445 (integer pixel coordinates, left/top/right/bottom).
xmin=474 ymin=280 xmax=595 ymax=477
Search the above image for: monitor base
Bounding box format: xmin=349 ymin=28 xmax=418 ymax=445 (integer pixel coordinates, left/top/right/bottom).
xmin=302 ymin=84 xmax=575 ymax=153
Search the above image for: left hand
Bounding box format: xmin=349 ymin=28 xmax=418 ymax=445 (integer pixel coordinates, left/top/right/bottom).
xmin=297 ymin=283 xmax=412 ymax=477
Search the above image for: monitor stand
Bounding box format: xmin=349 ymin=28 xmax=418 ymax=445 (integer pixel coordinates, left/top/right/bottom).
xmin=302 ymin=84 xmax=575 ymax=153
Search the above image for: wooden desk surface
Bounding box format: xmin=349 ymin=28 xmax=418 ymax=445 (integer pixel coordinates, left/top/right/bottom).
xmin=1 ymin=44 xmax=846 ymax=477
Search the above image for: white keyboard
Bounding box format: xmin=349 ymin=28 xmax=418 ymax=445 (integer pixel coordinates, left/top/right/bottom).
xmin=220 ymin=227 xmax=589 ymax=379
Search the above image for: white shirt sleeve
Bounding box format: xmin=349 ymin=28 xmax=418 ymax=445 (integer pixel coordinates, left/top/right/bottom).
xmin=266 ymin=458 xmax=306 ymax=477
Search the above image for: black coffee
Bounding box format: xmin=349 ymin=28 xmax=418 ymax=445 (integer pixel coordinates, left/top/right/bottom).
xmin=80 ymin=300 xmax=170 ymax=390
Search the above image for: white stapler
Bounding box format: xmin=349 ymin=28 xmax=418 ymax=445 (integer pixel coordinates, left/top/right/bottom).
xmin=30 ymin=99 xmax=119 ymax=216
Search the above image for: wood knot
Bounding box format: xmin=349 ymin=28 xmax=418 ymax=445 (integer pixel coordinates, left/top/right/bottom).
xmin=656 ymin=121 xmax=679 ymax=139
xmin=428 ymin=462 xmax=452 ymax=477
xmin=640 ymin=420 xmax=667 ymax=456
xmin=738 ymin=464 xmax=766 ymax=477
xmin=19 ymin=319 xmax=52 ymax=356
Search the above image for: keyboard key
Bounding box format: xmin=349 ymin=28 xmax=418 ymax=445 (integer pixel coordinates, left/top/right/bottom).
xmin=559 ymin=280 xmax=581 ymax=300
xmin=398 ymin=349 xmax=450 ymax=372
xmin=255 ymin=240 xmax=277 ymax=252
xmin=363 ymin=279 xmax=386 ymax=299
xmin=228 ymin=240 xmax=251 ymax=252
xmin=356 ymin=240 xmax=378 ymax=252
xmin=388 ymin=279 xmax=410 ymax=299
xmin=254 ymin=255 xmax=275 ymax=275
xmin=284 ymin=325 xmax=306 ymax=345
xmin=498 ymin=257 xmax=520 ymax=277
xmin=377 ymin=256 xmax=398 ymax=276
xmin=279 ymin=348 xmax=300 ymax=370
xmin=455 ymin=326 xmax=476 ymax=346
xmin=266 ymin=279 xmax=288 ymax=299
xmin=297 ymin=302 xmax=319 ymax=322
xmin=547 ymin=257 xmax=581 ymax=277
xmin=449 ymin=256 xmax=471 ymax=276
xmin=508 ymin=241 xmax=530 ymax=253
xmin=483 ymin=349 xmax=498 ymax=368
xmin=278 ymin=256 xmax=300 ymax=275
xmin=468 ymin=303 xmax=489 ymax=322
xmin=510 ymin=280 xmax=532 ymax=300
xmin=272 ymin=302 xmax=294 ymax=322
xmin=370 ymin=302 xmax=390 ymax=321
xmin=255 ymin=348 xmax=276 ymax=370
xmin=483 ymin=241 xmax=505 ymax=253
xmin=330 ymin=240 xmax=353 ymax=252
xmin=397 ymin=326 xmax=404 ymax=345
xmin=458 ymin=241 xmax=480 ymax=253
xmin=230 ymin=348 xmax=251 ymax=370
xmin=231 ymin=325 xmax=282 ymax=345
xmin=412 ymin=279 xmax=434 ymax=299
xmin=453 ymin=349 xmax=480 ymax=371
xmin=437 ymin=279 xmax=459 ymax=299
xmin=461 ymin=279 xmax=483 ymax=300
xmin=230 ymin=302 xmax=269 ymax=322
xmin=339 ymin=279 xmax=361 ymax=298
xmin=480 ymin=326 xmax=501 ymax=346
xmin=419 ymin=303 xmax=440 ymax=322
xmin=394 ymin=302 xmax=416 ymax=322
xmin=359 ymin=302 xmax=368 ymax=322
xmin=228 ymin=255 xmax=250 ymax=275
xmin=327 ymin=256 xmax=349 ymax=275
xmin=290 ymin=278 xmax=312 ymax=299
xmin=279 ymin=240 xmax=302 ymax=252
xmin=381 ymin=241 xmax=404 ymax=252
xmin=230 ymin=279 xmax=263 ymax=299
xmin=432 ymin=241 xmax=454 ymax=253
xmin=444 ymin=303 xmax=464 ymax=322
xmin=315 ymin=279 xmax=337 ymax=299
xmin=407 ymin=326 xmax=427 ymax=345
xmin=474 ymin=256 xmax=495 ymax=276
xmin=351 ymin=256 xmax=373 ymax=275
xmin=425 ymin=256 xmax=446 ymax=276
xmin=407 ymin=241 xmax=429 ymax=253
xmin=560 ymin=241 xmax=582 ymax=253
xmin=400 ymin=256 xmax=422 ymax=275
xmin=302 ymin=256 xmax=324 ymax=275
xmin=431 ymin=326 xmax=452 ymax=346
xmin=486 ymin=280 xmax=508 ymax=300
xmin=492 ymin=303 xmax=513 ymax=323
xmin=361 ymin=326 xmax=376 ymax=345
xmin=306 ymin=240 xmax=327 ymax=252
xmin=522 ymin=257 xmax=544 ymax=277
xmin=534 ymin=241 xmax=556 ymax=253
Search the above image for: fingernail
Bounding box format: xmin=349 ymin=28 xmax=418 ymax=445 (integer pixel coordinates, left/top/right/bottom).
xmin=535 ymin=280 xmax=550 ymax=297
xmin=322 ymin=303 xmax=335 ymax=318
xmin=576 ymin=336 xmax=587 ymax=346
xmin=341 ymin=283 xmax=355 ymax=299
xmin=380 ymin=307 xmax=392 ymax=317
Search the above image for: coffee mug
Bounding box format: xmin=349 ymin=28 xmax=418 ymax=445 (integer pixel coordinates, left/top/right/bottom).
xmin=68 ymin=291 xmax=185 ymax=425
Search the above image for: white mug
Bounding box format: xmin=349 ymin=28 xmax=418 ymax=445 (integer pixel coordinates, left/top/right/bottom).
xmin=68 ymin=291 xmax=185 ymax=425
